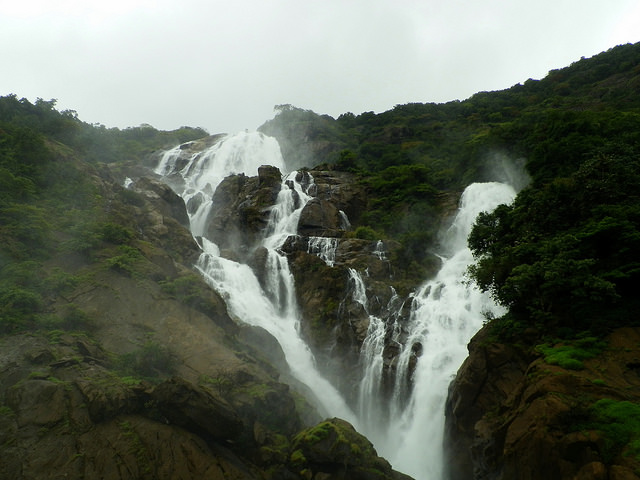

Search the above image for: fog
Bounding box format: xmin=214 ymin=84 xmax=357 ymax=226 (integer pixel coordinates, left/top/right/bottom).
xmin=2 ymin=0 xmax=639 ymax=133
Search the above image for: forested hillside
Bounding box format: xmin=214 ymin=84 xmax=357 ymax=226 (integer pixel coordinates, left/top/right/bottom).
xmin=261 ymin=41 xmax=640 ymax=340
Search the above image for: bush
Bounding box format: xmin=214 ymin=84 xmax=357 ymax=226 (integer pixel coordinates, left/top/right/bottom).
xmin=100 ymin=223 xmax=134 ymax=244
xmin=105 ymin=245 xmax=145 ymax=276
xmin=352 ymin=226 xmax=380 ymax=241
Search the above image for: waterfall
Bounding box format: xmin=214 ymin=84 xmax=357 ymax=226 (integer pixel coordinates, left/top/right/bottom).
xmin=307 ymin=237 xmax=339 ymax=267
xmin=156 ymin=132 xmax=516 ymax=480
xmin=348 ymin=268 xmax=396 ymax=427
xmin=373 ymin=240 xmax=386 ymax=260
xmin=355 ymin=182 xmax=516 ymax=480
xmin=156 ymin=132 xmax=356 ymax=424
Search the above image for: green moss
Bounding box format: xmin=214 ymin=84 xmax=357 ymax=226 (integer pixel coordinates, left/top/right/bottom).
xmin=0 ymin=405 xmax=15 ymax=417
xmin=115 ymin=338 xmax=175 ymax=383
xmin=290 ymin=449 xmax=307 ymax=469
xmin=119 ymin=420 xmax=152 ymax=474
xmin=159 ymin=274 xmax=221 ymax=317
xmin=536 ymin=336 xmax=605 ymax=370
xmin=294 ymin=420 xmax=333 ymax=445
xmin=198 ymin=371 xmax=234 ymax=395
xmin=587 ymin=399 xmax=640 ymax=462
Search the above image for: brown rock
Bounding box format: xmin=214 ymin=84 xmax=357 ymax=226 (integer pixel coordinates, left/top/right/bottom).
xmin=298 ymin=197 xmax=342 ymax=236
xmin=152 ymin=377 xmax=244 ymax=441
xmin=444 ymin=326 xmax=640 ymax=480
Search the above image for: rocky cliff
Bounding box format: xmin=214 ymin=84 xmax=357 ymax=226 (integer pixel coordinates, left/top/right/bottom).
xmin=0 ymin=158 xmax=410 ymax=480
xmin=194 ymin=162 xmax=451 ymax=407
xmin=444 ymin=326 xmax=640 ymax=480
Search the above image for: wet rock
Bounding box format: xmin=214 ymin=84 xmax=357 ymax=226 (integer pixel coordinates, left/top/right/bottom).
xmin=289 ymin=418 xmax=413 ymax=480
xmin=238 ymin=324 xmax=290 ymax=376
xmin=205 ymin=169 xmax=282 ymax=257
xmin=75 ymin=374 xmax=149 ymax=422
xmin=444 ymin=326 xmax=640 ymax=480
xmin=152 ymin=377 xmax=244 ymax=441
xmin=298 ymin=197 xmax=342 ymax=236
xmin=132 ymin=176 xmax=190 ymax=228
xmin=258 ymin=164 xmax=282 ymax=187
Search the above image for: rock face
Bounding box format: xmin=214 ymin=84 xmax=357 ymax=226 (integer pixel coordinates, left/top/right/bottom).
xmin=193 ymin=164 xmax=444 ymax=406
xmin=444 ymin=326 xmax=640 ymax=480
xmin=0 ymin=160 xmax=412 ymax=480
xmin=205 ymin=165 xmax=282 ymax=259
xmin=289 ymin=418 xmax=413 ymax=480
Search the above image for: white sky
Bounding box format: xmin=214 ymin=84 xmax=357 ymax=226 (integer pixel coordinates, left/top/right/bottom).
xmin=2 ymin=0 xmax=639 ymax=134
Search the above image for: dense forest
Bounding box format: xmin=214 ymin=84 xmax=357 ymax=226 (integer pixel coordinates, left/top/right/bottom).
xmin=0 ymin=95 xmax=207 ymax=335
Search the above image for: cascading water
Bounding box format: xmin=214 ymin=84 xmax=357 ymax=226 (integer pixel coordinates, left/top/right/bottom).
xmin=156 ymin=132 xmax=356 ymax=423
xmin=355 ymin=182 xmax=516 ymax=480
xmin=156 ymin=131 xmax=516 ymax=480
xmin=155 ymin=132 xmax=287 ymax=237
xmin=307 ymin=237 xmax=339 ymax=267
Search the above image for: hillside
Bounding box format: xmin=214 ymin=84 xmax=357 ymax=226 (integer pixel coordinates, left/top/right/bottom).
xmin=1 ymin=41 xmax=640 ymax=479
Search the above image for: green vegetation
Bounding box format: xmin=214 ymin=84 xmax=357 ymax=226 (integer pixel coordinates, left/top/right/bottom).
xmin=462 ymin=45 xmax=640 ymax=340
xmin=1 ymin=41 xmax=640 ymax=369
xmin=587 ymin=399 xmax=640 ymax=462
xmin=119 ymin=420 xmax=152 ymax=474
xmin=199 ymin=370 xmax=235 ymax=396
xmin=262 ymin=44 xmax=640 ymax=299
xmin=536 ymin=336 xmax=606 ymax=370
xmin=159 ymin=273 xmax=222 ymax=317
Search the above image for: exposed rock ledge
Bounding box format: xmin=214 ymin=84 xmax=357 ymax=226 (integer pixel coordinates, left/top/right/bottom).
xmin=444 ymin=326 xmax=640 ymax=480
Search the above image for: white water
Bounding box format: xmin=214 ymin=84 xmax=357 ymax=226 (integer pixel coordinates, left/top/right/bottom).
xmin=154 ymin=132 xmax=287 ymax=237
xmin=373 ymin=240 xmax=387 ymax=260
xmin=157 ymin=132 xmax=516 ymax=480
xmin=355 ymin=182 xmax=516 ymax=480
xmin=308 ymin=237 xmax=339 ymax=267
xmin=156 ymin=132 xmax=356 ymax=423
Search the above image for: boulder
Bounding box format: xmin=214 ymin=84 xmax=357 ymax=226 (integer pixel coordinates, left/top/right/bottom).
xmin=132 ymin=176 xmax=191 ymax=229
xmin=205 ymin=169 xmax=283 ymax=258
xmin=289 ymin=418 xmax=413 ymax=480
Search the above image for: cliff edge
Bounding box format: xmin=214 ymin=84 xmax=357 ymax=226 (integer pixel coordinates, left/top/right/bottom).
xmin=445 ymin=325 xmax=640 ymax=480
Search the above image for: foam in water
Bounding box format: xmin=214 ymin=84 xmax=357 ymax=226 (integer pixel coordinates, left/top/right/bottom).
xmin=156 ymin=132 xmax=286 ymax=237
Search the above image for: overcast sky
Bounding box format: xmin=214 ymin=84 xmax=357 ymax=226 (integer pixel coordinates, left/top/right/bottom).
xmin=2 ymin=0 xmax=639 ymax=134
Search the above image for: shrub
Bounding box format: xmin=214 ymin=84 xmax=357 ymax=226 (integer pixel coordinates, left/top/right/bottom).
xmin=105 ymin=245 xmax=145 ymax=276
xmin=353 ymin=226 xmax=380 ymax=241
xmin=100 ymin=223 xmax=134 ymax=244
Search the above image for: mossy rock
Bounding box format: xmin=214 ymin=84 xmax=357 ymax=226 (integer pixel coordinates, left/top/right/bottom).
xmin=288 ymin=418 xmax=404 ymax=480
